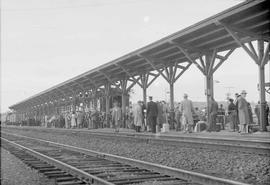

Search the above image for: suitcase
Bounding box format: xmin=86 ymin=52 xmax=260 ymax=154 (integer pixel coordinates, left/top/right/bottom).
xmin=216 ymin=123 xmax=222 ymax=132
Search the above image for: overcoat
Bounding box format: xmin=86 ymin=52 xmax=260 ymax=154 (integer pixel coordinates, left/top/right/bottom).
xmin=157 ymin=103 xmax=165 ymax=124
xmin=180 ymin=99 xmax=194 ymax=125
xmin=64 ymin=113 xmax=69 ymax=128
xmin=112 ymin=107 xmax=122 ymax=126
xmin=71 ymin=113 xmax=77 ymax=127
xmin=147 ymin=101 xmax=158 ymax=117
xmin=133 ymin=104 xmax=143 ymax=127
xmin=238 ymin=96 xmax=250 ymax=125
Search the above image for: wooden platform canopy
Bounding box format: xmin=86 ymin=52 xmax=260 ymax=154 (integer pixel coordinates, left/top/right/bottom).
xmin=9 ymin=0 xmax=269 ymax=129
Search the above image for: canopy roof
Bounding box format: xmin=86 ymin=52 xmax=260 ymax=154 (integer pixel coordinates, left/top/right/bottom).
xmin=10 ymin=0 xmax=270 ymax=110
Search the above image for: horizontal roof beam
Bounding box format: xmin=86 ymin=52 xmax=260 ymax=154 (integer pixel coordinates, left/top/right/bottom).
xmin=217 ymin=22 xmax=270 ymax=42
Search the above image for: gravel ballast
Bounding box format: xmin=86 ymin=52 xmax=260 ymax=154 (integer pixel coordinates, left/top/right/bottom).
xmin=1 ymin=147 xmax=55 ymax=185
xmin=2 ymin=128 xmax=270 ymax=185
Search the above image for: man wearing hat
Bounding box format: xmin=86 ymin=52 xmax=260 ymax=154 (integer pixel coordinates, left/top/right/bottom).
xmin=146 ymin=96 xmax=158 ymax=133
xmin=238 ymin=90 xmax=250 ymax=133
xmin=227 ymin=98 xmax=237 ymax=131
xmin=180 ymin=93 xmax=195 ymax=133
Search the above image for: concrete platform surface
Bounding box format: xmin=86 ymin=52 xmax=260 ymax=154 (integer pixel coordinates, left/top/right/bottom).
xmin=2 ymin=125 xmax=270 ymax=143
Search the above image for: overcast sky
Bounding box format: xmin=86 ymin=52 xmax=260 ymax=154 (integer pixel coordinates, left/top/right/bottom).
xmin=1 ymin=0 xmax=269 ymax=112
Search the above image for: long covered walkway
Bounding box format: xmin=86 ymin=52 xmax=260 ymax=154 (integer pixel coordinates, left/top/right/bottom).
xmin=8 ymin=0 xmax=270 ymax=132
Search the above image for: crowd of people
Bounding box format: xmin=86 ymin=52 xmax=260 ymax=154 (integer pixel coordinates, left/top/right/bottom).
xmin=129 ymin=90 xmax=269 ymax=134
xmin=42 ymin=108 xmax=104 ymax=129
xmin=17 ymin=89 xmax=269 ymax=135
xmin=226 ymin=91 xmax=269 ymax=133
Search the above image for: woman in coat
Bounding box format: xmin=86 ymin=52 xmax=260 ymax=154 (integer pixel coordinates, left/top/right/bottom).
xmin=133 ymin=101 xmax=143 ymax=132
xmin=180 ymin=94 xmax=195 ymax=133
xmin=71 ymin=111 xmax=77 ymax=128
xmin=208 ymin=97 xmax=219 ymax=132
xmin=238 ymin=90 xmax=250 ymax=133
xmin=247 ymin=102 xmax=253 ymax=125
xmin=175 ymin=104 xmax=182 ymax=131
xmin=64 ymin=112 xmax=70 ymax=129
xmin=228 ymin=99 xmax=237 ymax=131
xmin=76 ymin=110 xmax=83 ymax=128
xmin=112 ymin=101 xmax=121 ymax=132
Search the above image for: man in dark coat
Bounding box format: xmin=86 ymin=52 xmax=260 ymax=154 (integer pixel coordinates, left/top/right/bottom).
xmin=147 ymin=96 xmax=158 ymax=133
xmin=208 ymin=97 xmax=219 ymax=132
xmin=228 ymin=99 xmax=237 ymax=131
xmin=266 ymin=102 xmax=269 ymax=126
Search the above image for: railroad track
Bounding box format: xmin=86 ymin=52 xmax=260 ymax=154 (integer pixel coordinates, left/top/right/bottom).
xmin=3 ymin=126 xmax=270 ymax=156
xmin=1 ymin=132 xmax=249 ymax=185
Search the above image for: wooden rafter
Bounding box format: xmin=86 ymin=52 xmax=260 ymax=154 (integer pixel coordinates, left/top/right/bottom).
xmin=221 ymin=21 xmax=269 ymax=67
xmin=104 ymin=83 xmax=110 ymax=97
xmin=219 ymin=22 xmax=270 ymax=42
xmin=247 ymin=41 xmax=258 ymax=59
xmin=220 ymin=22 xmax=259 ymax=63
xmin=72 ymin=81 xmax=86 ymax=92
xmin=83 ymin=76 xmax=98 ymax=88
xmin=140 ymin=55 xmax=170 ymax=83
xmin=138 ymin=71 xmax=160 ymax=89
xmin=261 ymin=42 xmax=269 ymax=67
xmin=174 ymin=62 xmax=192 ymax=83
xmin=139 ymin=73 xmax=148 ymax=89
xmin=170 ymin=41 xmax=205 ymax=74
xmin=56 ymin=89 xmax=68 ymax=99
xmin=127 ymin=76 xmax=141 ymax=91
xmin=207 ymin=49 xmax=217 ymax=76
xmin=212 ymin=48 xmax=235 ymax=74
xmin=98 ymin=70 xmax=121 ymax=91
xmin=142 ymin=51 xmax=192 ymax=85
xmin=115 ymin=63 xmax=143 ymax=87
xmin=147 ymin=73 xmax=160 ymax=88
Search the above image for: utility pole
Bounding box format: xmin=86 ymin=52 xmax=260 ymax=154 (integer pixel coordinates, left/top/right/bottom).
xmin=224 ymin=86 xmax=235 ymax=98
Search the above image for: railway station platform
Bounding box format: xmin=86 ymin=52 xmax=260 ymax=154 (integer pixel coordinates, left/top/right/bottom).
xmin=3 ymin=125 xmax=270 ymax=143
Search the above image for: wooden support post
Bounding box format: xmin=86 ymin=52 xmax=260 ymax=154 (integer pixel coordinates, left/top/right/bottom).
xmin=91 ymin=88 xmax=98 ymax=109
xmin=205 ymin=53 xmax=214 ymax=99
xmin=205 ymin=75 xmax=213 ymax=124
xmin=105 ymin=95 xmax=110 ymax=128
xmin=104 ymin=83 xmax=111 ymax=128
xmin=138 ymin=72 xmax=158 ymax=128
xmin=259 ymin=64 xmax=266 ymax=131
xmin=119 ymin=77 xmax=139 ymax=128
xmin=140 ymin=74 xmax=149 ymax=106
xmin=143 ymin=87 xmax=147 ymax=106
xmin=120 ymin=79 xmax=128 ymax=128
xmin=222 ymin=21 xmax=269 ymax=131
xmin=173 ymin=41 xmax=234 ymax=125
xmin=204 ymin=52 xmax=215 ymax=125
xmin=169 ymin=82 xmax=174 ymax=112
xmin=72 ymin=94 xmax=76 ymax=112
xmin=121 ymin=92 xmax=127 ymax=128
xmin=138 ymin=72 xmax=161 ymax=106
xmin=143 ymin=54 xmax=193 ymax=125
xmin=168 ymin=65 xmax=175 ymax=116
xmin=258 ymin=40 xmax=267 ymax=131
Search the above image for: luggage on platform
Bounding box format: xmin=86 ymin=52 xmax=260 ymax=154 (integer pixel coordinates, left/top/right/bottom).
xmin=161 ymin=123 xmax=169 ymax=133
xmin=216 ymin=123 xmax=222 ymax=132
xmin=194 ymin=121 xmax=206 ymax=132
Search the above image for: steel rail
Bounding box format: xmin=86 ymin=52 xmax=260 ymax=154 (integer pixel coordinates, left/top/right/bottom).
xmin=1 ymin=131 xmax=250 ymax=185
xmin=1 ymin=137 xmax=114 ymax=185
xmin=3 ymin=126 xmax=269 ymax=156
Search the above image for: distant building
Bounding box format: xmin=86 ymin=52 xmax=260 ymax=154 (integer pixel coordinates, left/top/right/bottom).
xmin=1 ymin=111 xmax=16 ymax=124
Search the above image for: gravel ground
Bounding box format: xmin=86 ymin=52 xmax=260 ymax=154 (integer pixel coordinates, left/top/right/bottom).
xmin=2 ymin=128 xmax=270 ymax=185
xmin=1 ymin=148 xmax=55 ymax=185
